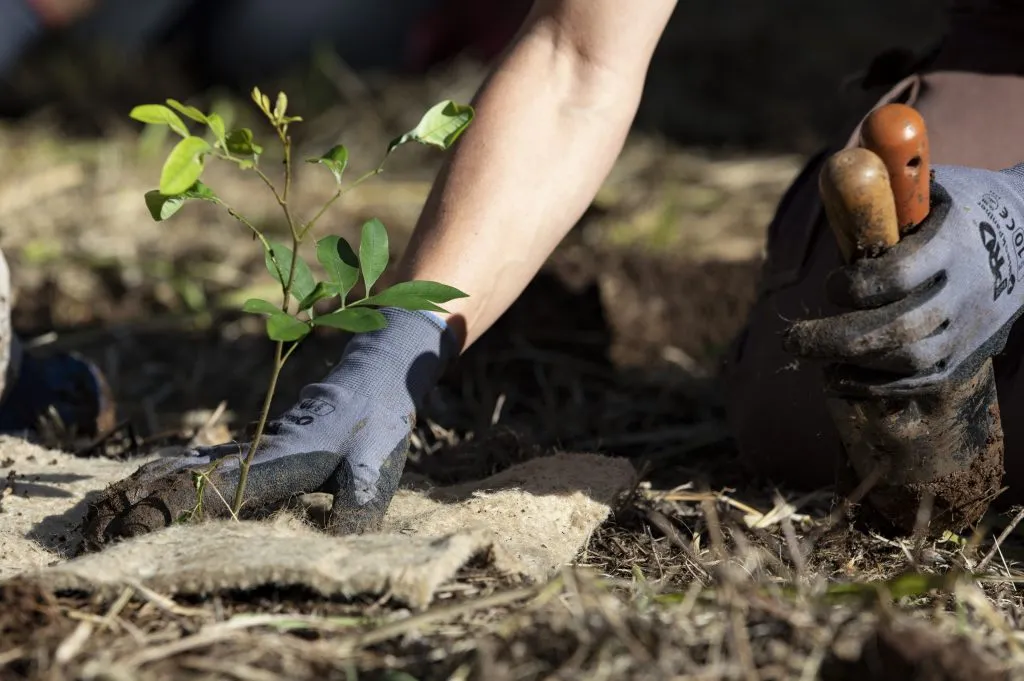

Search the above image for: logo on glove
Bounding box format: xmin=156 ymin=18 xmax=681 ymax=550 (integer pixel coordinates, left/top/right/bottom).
xmin=298 ymin=398 xmax=336 ymax=416
xmin=979 ymin=220 xmax=1016 ymax=301
xmin=979 ymin=190 xmax=1024 ymax=272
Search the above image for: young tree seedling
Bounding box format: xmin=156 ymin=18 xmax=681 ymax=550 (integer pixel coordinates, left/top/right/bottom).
xmin=130 ymin=88 xmax=473 ymax=517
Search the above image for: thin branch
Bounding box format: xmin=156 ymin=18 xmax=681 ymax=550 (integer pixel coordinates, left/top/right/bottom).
xmin=300 ymin=165 xmax=384 ymax=239
xmin=232 ymin=122 xmax=303 ymax=514
xmin=280 ymin=129 xmax=292 ymax=204
xmin=978 ymin=506 xmax=1024 ymax=572
xmin=253 ymin=166 xmax=288 ymax=214
xmin=282 ymin=340 xmax=301 ymax=364
xmin=223 ymin=207 xmax=269 ymax=248
xmin=300 ymin=189 xmax=342 ymax=240
xmin=223 ymin=207 xmax=284 ymax=289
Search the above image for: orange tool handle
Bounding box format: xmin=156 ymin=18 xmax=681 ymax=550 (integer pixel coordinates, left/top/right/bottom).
xmin=859 ymin=103 xmax=931 ymax=231
xmin=819 ymin=103 xmax=932 ymax=263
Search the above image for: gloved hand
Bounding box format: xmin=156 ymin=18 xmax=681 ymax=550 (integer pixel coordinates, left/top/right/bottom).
xmin=81 ymin=307 xmax=457 ymax=550
xmin=784 ymin=163 xmax=1024 ymax=394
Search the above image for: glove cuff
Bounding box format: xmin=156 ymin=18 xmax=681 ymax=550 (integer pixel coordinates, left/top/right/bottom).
xmin=329 ymin=307 xmax=457 ymax=416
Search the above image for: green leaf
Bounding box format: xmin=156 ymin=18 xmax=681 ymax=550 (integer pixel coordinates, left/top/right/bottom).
xmin=144 ymin=180 xmax=217 ymax=221
xmin=159 ymin=136 xmax=211 ymax=195
xmin=166 ymin=98 xmax=208 ymax=123
xmin=264 ymin=241 xmax=317 ymax=303
xmin=359 ymin=219 xmax=389 ymax=294
xmin=242 ymin=298 xmax=280 ymax=315
xmin=355 ymin=280 xmax=468 ymax=313
xmin=312 ymin=307 xmax=388 ymax=333
xmin=387 ymin=100 xmax=474 ymax=155
xmin=316 ymin=235 xmax=359 ymax=297
xmin=306 ymin=145 xmax=348 ymax=184
xmin=225 ymin=128 xmax=263 ymax=156
xmin=206 ymin=113 xmax=226 ymax=146
xmin=129 ymin=104 xmax=189 ymax=137
xmin=296 ymin=282 xmax=340 ymax=312
xmin=273 ymin=92 xmax=288 ymax=121
xmin=251 ymin=87 xmax=271 ymax=116
xmin=266 ymin=312 xmax=311 ymax=342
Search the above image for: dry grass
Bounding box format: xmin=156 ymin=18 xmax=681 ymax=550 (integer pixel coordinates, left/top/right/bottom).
xmin=3 ymin=483 xmax=1024 ymax=680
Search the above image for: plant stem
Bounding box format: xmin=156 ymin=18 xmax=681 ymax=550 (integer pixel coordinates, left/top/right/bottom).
xmin=280 ymin=128 xmax=292 ymax=205
xmin=230 ymin=339 xmax=284 ymax=515
xmin=231 ymin=127 xmax=303 ymax=517
xmin=223 ymin=206 xmax=289 ymax=287
xmin=280 ymin=137 xmax=300 ymax=305
xmin=230 ymin=338 xmax=301 ymax=515
xmin=253 ymin=167 xmax=287 ymax=213
xmin=229 ymin=335 xmax=299 ymax=516
xmin=224 ymin=205 xmax=270 ymax=246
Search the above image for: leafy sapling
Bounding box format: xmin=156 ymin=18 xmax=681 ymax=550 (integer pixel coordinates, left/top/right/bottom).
xmin=130 ymin=89 xmax=474 ymax=517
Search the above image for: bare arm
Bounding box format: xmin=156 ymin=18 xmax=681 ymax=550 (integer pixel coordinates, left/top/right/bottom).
xmin=396 ymin=0 xmax=677 ymax=350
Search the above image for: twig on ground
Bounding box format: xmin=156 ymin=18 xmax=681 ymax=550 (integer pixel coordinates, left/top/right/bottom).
xmin=54 ymin=621 xmax=93 ymax=665
xmin=0 ymin=647 xmax=26 ymax=667
xmin=55 ymin=586 xmax=135 ymax=665
xmin=187 ymin=400 xmax=228 ymax=448
xmin=977 ymin=506 xmax=1024 ymax=572
xmin=180 ymin=656 xmax=286 ymax=681
xmin=333 ymin=585 xmax=540 ymax=652
xmin=127 ymin=580 xmax=210 ymax=619
xmin=780 ymin=512 xmax=807 ymax=580
xmin=644 ymin=508 xmax=706 ymax=573
xmin=727 ymin=597 xmax=759 ymax=681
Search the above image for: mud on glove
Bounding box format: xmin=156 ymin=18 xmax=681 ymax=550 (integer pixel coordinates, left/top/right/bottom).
xmin=784 ymin=163 xmax=1024 ymax=395
xmin=82 ymin=307 xmax=457 ymax=549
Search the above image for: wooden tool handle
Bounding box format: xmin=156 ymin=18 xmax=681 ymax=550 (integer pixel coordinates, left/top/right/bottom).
xmin=859 ymin=103 xmax=931 ymax=231
xmin=819 ymin=147 xmax=900 ymax=263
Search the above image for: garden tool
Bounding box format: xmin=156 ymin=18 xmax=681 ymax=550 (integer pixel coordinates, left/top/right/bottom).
xmin=817 ymin=103 xmax=1005 ymax=534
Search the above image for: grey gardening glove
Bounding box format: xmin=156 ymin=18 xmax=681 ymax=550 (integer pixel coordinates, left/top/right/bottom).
xmin=784 ymin=163 xmax=1024 ymax=394
xmin=81 ymin=307 xmax=457 ymax=550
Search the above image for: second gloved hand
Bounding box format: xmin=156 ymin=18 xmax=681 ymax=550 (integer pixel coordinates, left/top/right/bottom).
xmin=81 ymin=307 xmax=457 ymax=550
xmin=784 ymin=163 xmax=1024 ymax=393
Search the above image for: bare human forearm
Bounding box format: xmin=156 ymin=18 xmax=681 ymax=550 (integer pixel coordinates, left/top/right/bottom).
xmin=396 ymin=0 xmax=677 ymax=350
